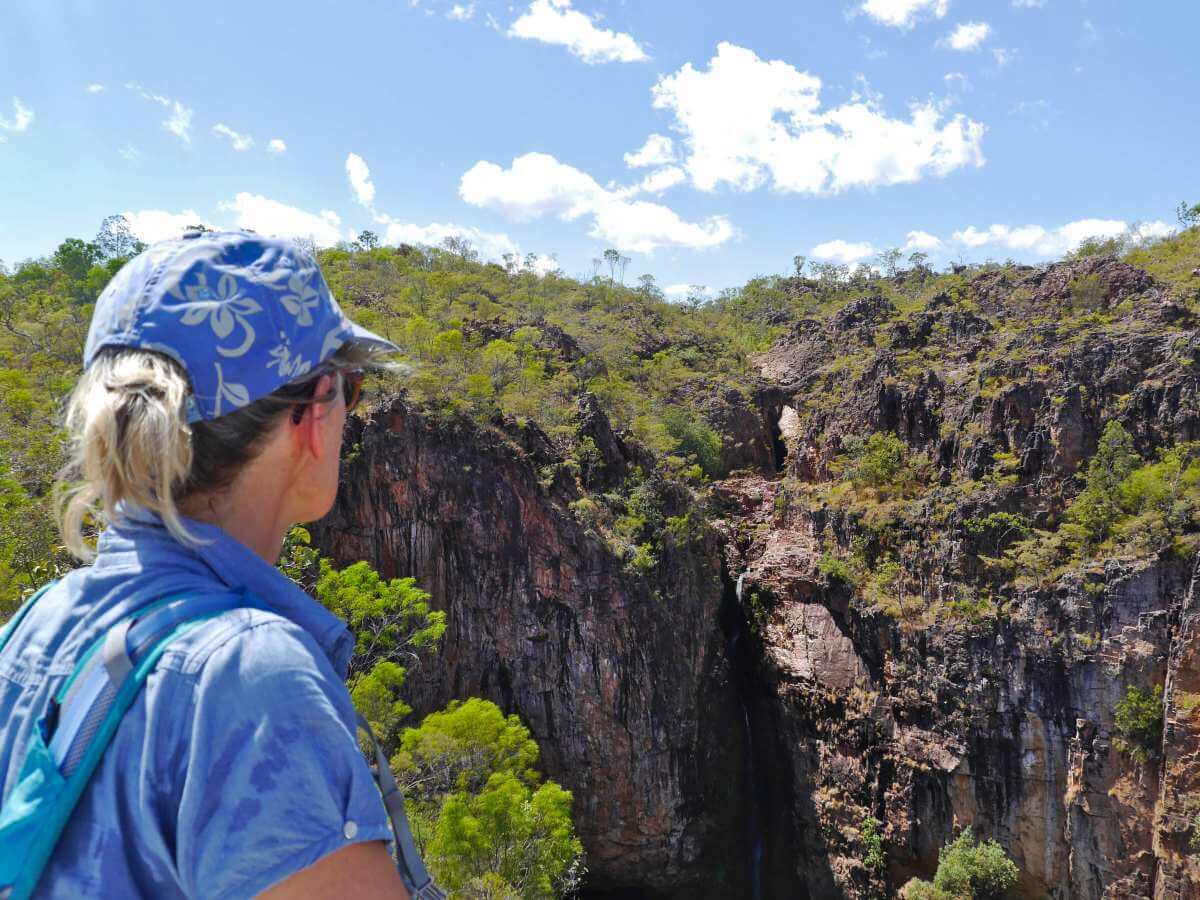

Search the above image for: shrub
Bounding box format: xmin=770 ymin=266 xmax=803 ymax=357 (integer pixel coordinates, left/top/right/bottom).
xmin=1113 ymin=684 xmax=1164 ymax=763
xmin=853 ymin=433 xmax=909 ymax=489
xmin=1066 ymin=421 xmax=1139 ymax=549
xmin=818 ymin=551 xmax=858 ymax=586
xmin=392 ymin=698 xmax=584 ymax=898
xmin=660 ymin=405 xmax=724 ymax=479
xmin=1010 ymin=436 xmax=1200 ymax=585
xmin=901 ymin=829 xmax=1019 ymax=899
xmin=861 ymin=815 xmax=886 ymax=874
xmin=963 ymin=512 xmax=1031 ymax=556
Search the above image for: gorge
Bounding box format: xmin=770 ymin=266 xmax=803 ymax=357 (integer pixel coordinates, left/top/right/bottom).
xmin=311 ymin=247 xmax=1200 ymax=898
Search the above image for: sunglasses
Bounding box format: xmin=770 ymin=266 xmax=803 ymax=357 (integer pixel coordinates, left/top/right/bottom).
xmin=292 ymin=368 xmax=365 ymax=424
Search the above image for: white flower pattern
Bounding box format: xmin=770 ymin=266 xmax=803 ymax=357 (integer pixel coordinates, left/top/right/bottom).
xmin=266 ymin=337 xmax=312 ymax=379
xmin=173 ymin=272 xmax=262 ymax=358
xmin=212 ymin=361 xmax=250 ymax=416
xmin=279 ymin=271 xmax=320 ymax=326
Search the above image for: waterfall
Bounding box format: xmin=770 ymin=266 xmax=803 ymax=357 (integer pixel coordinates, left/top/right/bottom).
xmin=725 ymin=569 xmax=764 ymax=900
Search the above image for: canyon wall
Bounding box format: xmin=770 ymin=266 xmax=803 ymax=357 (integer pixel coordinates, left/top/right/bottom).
xmin=316 ymin=255 xmax=1200 ymax=898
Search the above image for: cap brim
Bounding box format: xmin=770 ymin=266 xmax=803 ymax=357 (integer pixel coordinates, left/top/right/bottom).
xmin=343 ymin=318 xmax=401 ymax=354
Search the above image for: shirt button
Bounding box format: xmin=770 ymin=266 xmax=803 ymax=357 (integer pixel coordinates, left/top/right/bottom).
xmin=343 ymin=820 xmax=359 ymax=840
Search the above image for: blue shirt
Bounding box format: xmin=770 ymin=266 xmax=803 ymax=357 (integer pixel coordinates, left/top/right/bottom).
xmin=0 ymin=511 xmax=393 ymax=898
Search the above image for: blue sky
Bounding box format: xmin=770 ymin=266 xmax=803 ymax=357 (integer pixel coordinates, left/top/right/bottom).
xmin=1 ymin=0 xmax=1196 ymax=296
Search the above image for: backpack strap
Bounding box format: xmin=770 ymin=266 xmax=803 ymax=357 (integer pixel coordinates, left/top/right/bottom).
xmin=356 ymin=713 xmax=447 ymax=900
xmin=0 ymin=589 xmax=269 ymax=900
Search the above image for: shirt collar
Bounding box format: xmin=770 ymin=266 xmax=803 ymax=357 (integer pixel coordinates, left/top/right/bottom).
xmin=98 ymin=506 xmax=356 ymax=677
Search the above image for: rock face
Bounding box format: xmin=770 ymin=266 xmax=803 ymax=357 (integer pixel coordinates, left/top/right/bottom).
xmin=315 ymin=403 xmax=754 ymax=896
xmin=316 ymin=256 xmax=1200 ymax=898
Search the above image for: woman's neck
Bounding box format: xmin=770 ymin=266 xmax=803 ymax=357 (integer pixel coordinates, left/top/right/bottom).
xmin=179 ymin=457 xmax=293 ymax=564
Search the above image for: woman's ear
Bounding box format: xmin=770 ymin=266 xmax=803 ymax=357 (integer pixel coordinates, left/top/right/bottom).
xmin=291 ymin=373 xmax=337 ymax=460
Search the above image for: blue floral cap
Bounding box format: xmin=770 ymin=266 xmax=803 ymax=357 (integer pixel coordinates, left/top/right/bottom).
xmin=83 ymin=230 xmax=398 ymax=422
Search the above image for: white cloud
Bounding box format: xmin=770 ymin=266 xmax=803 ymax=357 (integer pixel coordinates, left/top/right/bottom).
xmin=860 ymin=0 xmax=949 ymax=29
xmin=632 ymin=166 xmax=686 ymax=195
xmin=903 ymin=230 xmax=942 ymax=252
xmin=267 ymin=138 xmax=287 ymax=155
xmin=508 ymin=0 xmax=648 ymax=64
xmin=118 ymin=144 xmax=141 ymax=161
xmin=380 ymin=220 xmax=519 ymax=261
xmin=461 ymin=152 xmax=602 ymax=221
xmin=460 ymin=151 xmax=735 ymax=252
xmin=128 ymin=84 xmax=193 ymax=143
xmin=0 ymin=97 xmax=34 ymax=140
xmin=624 ymin=134 xmax=676 ymax=168
xmin=664 ymin=283 xmax=704 ymax=298
xmin=992 ymin=47 xmax=1015 ymax=67
xmin=85 ymin=83 xmax=106 ymax=94
xmin=163 ymin=103 xmax=193 ymax=143
xmin=649 ymin=43 xmax=985 ymax=196
xmin=345 ymin=153 xmax=376 ymax=207
xmin=212 ymin=123 xmax=254 ymax=151
xmin=1131 ymin=220 xmax=1174 ymax=242
xmin=941 ymin=21 xmax=991 ymax=51
xmin=951 ymin=218 xmax=1173 ymax=257
xmin=944 ymin=72 xmax=972 ymax=92
xmin=220 ymin=193 xmax=343 ymax=247
xmin=448 ymin=3 xmax=475 ymax=21
xmin=122 ymin=209 xmax=213 ymax=243
xmin=1012 ymin=0 xmax=1044 ymax=7
xmin=811 ymin=239 xmax=876 ymax=263
xmin=526 ymin=254 xmax=561 ymax=276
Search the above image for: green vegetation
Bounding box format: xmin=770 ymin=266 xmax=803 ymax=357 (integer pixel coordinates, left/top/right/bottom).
xmin=900 ymin=829 xmax=1019 ymax=899
xmin=1007 ymin=423 xmax=1200 ymax=587
xmin=1113 ymin=684 xmax=1164 ymax=763
xmin=1124 ymin=223 xmax=1200 ymax=290
xmin=861 ymin=814 xmax=886 ymax=875
xmin=282 ymin=532 xmax=579 ymax=895
xmin=281 ymin=526 xmax=446 ymax=742
xmin=849 ymin=433 xmax=911 ymax=491
xmin=392 ymin=698 xmax=584 ymax=898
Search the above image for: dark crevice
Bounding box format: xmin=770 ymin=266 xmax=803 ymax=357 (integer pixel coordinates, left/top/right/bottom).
xmin=716 ymin=563 xmax=805 ymax=900
xmin=768 ymin=410 xmax=788 ymax=474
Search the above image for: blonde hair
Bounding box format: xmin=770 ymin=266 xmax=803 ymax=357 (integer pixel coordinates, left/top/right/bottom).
xmin=56 ymin=343 xmax=389 ymax=561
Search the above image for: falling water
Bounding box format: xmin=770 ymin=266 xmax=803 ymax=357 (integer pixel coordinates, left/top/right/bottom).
xmin=727 ymin=570 xmax=764 ymax=900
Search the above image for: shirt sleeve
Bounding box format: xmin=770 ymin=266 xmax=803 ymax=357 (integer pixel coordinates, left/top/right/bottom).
xmin=173 ymin=614 xmax=394 ymax=900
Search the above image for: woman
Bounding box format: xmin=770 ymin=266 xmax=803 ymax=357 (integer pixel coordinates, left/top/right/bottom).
xmin=0 ymin=231 xmax=416 ymax=897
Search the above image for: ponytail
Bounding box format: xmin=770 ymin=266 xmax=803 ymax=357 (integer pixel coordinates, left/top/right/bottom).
xmin=57 ymin=350 xmax=195 ymax=560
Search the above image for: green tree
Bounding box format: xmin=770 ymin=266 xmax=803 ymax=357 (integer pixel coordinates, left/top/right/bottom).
xmin=1066 ymin=421 xmax=1140 ymax=548
xmin=660 ymin=406 xmax=723 ymax=478
xmin=94 ymin=214 xmax=144 ymax=260
xmin=849 ymin=433 xmax=910 ymax=490
xmin=1113 ymin=684 xmax=1164 ymax=763
xmin=876 ymin=247 xmax=903 ymax=278
xmin=901 ymin=829 xmax=1019 ymax=899
xmin=1177 ymin=200 xmax=1200 ymax=229
xmin=302 ymin=553 xmax=446 ymax=742
xmin=52 ymin=238 xmax=101 ymax=282
xmin=393 ymin=698 xmax=583 ymax=898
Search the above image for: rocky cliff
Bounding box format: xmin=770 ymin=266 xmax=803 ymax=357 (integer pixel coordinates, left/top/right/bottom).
xmin=315 ymin=254 xmax=1200 ymax=898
